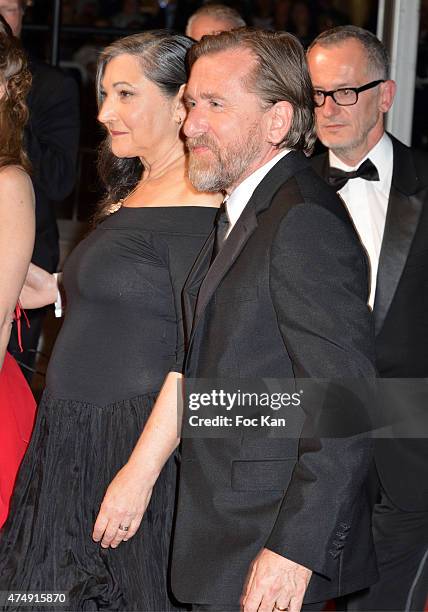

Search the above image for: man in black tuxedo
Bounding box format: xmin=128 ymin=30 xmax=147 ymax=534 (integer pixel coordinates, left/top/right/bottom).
xmin=1 ymin=0 xmax=80 ymax=375
xmin=169 ymin=29 xmax=377 ymax=611
xmin=307 ymin=26 xmax=428 ymax=610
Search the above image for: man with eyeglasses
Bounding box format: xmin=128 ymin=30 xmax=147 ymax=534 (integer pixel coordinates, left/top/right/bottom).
xmin=308 ymin=25 xmax=428 ymax=612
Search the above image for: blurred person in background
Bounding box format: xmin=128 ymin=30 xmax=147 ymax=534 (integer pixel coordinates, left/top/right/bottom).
xmin=273 ymin=0 xmax=291 ymax=31
xmin=287 ymin=0 xmax=316 ymax=48
xmin=74 ymin=0 xmax=98 ymax=25
xmin=251 ymin=0 xmax=275 ymax=29
xmin=186 ymin=3 xmax=245 ymax=40
xmin=112 ymin=0 xmax=148 ymax=29
xmin=0 ymin=15 xmax=36 ymax=529
xmin=0 ymin=0 xmax=80 ymax=382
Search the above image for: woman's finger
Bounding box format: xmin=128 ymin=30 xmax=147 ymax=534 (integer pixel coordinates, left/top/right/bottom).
xmin=92 ymin=513 xmax=109 ymax=542
xmin=109 ymin=521 xmax=133 ymax=548
xmin=122 ymin=514 xmax=143 ymax=542
xmin=101 ymin=521 xmax=124 ymax=548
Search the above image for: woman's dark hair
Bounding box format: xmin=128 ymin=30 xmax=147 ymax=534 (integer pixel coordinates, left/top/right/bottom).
xmin=95 ymin=30 xmax=194 ymax=222
xmin=0 ymin=15 xmax=31 ymax=172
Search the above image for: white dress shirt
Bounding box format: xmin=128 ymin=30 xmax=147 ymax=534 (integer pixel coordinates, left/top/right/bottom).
xmin=224 ymin=148 xmax=291 ymax=238
xmin=329 ymin=132 xmax=393 ymax=308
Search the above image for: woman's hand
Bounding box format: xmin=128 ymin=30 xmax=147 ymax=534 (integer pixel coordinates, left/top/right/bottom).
xmin=92 ymin=462 xmax=154 ymax=548
xmin=92 ymin=372 xmax=181 ymax=549
xmin=19 ymin=263 xmax=59 ymax=309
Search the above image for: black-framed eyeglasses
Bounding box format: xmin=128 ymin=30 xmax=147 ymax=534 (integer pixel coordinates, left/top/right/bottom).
xmin=313 ymin=79 xmax=385 ymax=107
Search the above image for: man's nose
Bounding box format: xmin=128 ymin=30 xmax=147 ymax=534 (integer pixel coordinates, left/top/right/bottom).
xmin=183 ymin=106 xmax=209 ymax=138
xmin=321 ymin=94 xmax=341 ymax=117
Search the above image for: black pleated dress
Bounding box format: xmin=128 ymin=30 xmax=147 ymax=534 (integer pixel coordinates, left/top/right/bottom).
xmin=0 ymin=206 xmax=217 ymax=612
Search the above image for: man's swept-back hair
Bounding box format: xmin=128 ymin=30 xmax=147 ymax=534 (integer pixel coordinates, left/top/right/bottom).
xmin=186 ymin=4 xmax=245 ymax=36
xmin=95 ymin=30 xmax=194 ymax=223
xmin=187 ymin=28 xmax=316 ymax=155
xmin=0 ymin=15 xmax=31 ymax=172
xmin=308 ymin=25 xmax=390 ymax=80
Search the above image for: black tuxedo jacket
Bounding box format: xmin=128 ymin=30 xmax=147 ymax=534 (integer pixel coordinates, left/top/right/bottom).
xmin=171 ymin=152 xmax=378 ymax=605
xmin=26 ymin=59 xmax=80 ymax=272
xmin=312 ymin=135 xmax=428 ymax=512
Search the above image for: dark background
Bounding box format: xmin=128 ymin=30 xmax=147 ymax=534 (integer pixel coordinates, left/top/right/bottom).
xmin=19 ymin=0 xmax=428 ymax=223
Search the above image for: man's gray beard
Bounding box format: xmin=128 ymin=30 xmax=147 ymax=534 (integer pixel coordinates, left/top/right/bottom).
xmin=188 ymin=125 xmax=263 ymax=193
xmin=327 ymin=113 xmax=379 ymax=160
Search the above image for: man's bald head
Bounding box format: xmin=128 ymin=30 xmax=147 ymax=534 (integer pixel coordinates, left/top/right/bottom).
xmin=186 ymin=4 xmax=245 ymax=41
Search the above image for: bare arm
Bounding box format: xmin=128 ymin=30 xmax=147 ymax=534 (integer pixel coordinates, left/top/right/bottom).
xmin=0 ymin=167 xmax=35 ymax=369
xmin=92 ymin=371 xmax=181 ymax=547
xmin=19 ymin=263 xmax=59 ymax=309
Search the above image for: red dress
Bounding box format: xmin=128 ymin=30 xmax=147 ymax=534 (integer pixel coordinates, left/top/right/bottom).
xmin=0 ymin=327 xmax=36 ymax=527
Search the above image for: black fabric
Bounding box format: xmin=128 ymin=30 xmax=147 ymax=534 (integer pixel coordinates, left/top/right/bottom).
xmin=0 ymin=206 xmax=216 ymax=611
xmin=212 ymin=202 xmax=230 ymax=260
xmin=328 ymin=158 xmax=379 ymax=191
xmin=312 ymin=136 xmax=428 ymax=511
xmin=172 ymin=152 xmax=377 ymax=606
xmin=344 ymin=488 xmax=428 ymax=611
xmin=26 ymin=58 xmax=80 ymax=272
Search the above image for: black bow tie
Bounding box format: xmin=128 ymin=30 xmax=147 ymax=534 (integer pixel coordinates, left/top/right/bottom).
xmin=328 ymin=158 xmax=380 ymax=191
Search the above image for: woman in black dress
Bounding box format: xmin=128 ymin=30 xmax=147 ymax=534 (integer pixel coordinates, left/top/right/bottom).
xmin=0 ymin=31 xmax=221 ymax=611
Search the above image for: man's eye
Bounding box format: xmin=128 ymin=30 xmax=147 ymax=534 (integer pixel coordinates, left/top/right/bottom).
xmin=313 ymin=90 xmax=324 ymax=98
xmin=185 ymin=99 xmax=196 ymax=109
xmin=209 ymin=101 xmax=221 ymax=108
xmin=341 ymin=89 xmax=352 ymax=96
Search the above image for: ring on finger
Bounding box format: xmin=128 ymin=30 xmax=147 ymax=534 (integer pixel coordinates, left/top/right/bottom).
xmin=118 ymin=524 xmax=130 ymax=531
xmin=274 ymin=604 xmax=288 ymax=611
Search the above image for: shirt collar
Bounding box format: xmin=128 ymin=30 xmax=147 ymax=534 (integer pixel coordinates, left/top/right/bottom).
xmin=328 ymin=132 xmax=393 ymax=195
xmin=225 ymin=148 xmax=291 ymax=226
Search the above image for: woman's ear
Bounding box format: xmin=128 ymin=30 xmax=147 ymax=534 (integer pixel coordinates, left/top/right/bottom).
xmin=173 ymin=83 xmax=187 ymax=125
xmin=265 ymin=101 xmax=293 ymax=146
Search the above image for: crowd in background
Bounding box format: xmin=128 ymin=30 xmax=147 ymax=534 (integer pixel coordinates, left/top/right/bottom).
xmin=15 ymin=0 xmax=428 ymax=217
xmin=23 ymin=0 xmax=379 ymax=58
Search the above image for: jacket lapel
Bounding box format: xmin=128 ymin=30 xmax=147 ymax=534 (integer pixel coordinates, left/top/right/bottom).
xmin=374 ymin=137 xmax=424 ymax=334
xmin=311 ymin=150 xmax=329 ymax=182
xmin=192 ymin=204 xmax=258 ymax=329
xmin=187 ymin=151 xmax=311 ymax=345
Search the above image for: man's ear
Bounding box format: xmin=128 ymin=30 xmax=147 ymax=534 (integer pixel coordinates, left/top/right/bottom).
xmin=379 ymin=79 xmax=396 ymax=113
xmin=265 ymin=101 xmax=293 ymax=146
xmin=173 ymin=83 xmax=187 ymax=124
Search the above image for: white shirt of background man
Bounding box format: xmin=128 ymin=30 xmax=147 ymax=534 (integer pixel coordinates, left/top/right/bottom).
xmin=329 ymin=132 xmax=393 ymax=308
